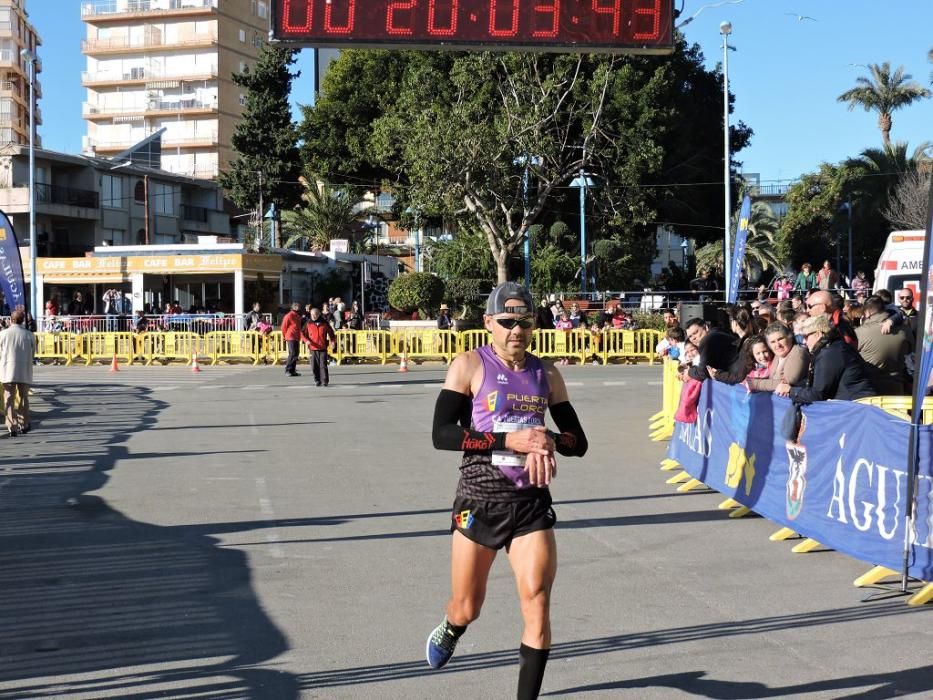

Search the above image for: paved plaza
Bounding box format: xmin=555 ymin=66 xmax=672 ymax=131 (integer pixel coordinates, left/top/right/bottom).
xmin=0 ymin=362 xmax=931 ymax=699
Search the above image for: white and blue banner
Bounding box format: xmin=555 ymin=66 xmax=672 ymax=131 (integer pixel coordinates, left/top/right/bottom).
xmin=0 ymin=209 xmax=26 ymax=313
xmin=727 ymin=195 xmax=752 ymax=304
xmin=667 ymin=382 xmax=933 ymax=581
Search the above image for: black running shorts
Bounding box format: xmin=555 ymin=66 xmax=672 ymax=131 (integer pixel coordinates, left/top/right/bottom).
xmin=450 ymin=496 xmax=556 ymax=551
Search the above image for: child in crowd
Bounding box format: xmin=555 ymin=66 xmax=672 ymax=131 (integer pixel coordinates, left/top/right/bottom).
xmin=588 ymin=321 xmax=603 ymax=364
xmin=678 ymin=341 xmax=699 ymax=374
xmin=656 ymin=326 xmax=686 ymax=360
xmin=746 ymin=335 xmax=773 ymax=379
xmin=554 ymin=311 xmax=574 ymax=330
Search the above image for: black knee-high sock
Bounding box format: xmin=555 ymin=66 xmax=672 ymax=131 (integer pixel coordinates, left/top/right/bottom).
xmin=517 ymin=644 xmax=550 ymax=700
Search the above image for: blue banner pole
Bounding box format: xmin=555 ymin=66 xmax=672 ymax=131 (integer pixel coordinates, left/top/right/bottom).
xmin=902 ymin=175 xmax=933 ymax=590
xmin=728 ymin=195 xmax=751 ymax=303
xmin=0 ymin=209 xmax=27 ymax=315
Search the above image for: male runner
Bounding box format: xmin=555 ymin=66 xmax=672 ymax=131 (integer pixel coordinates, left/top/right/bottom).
xmin=426 ymin=282 xmax=588 ymax=699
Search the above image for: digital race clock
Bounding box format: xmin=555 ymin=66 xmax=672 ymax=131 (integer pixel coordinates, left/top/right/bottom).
xmin=270 ymin=0 xmax=674 ymax=53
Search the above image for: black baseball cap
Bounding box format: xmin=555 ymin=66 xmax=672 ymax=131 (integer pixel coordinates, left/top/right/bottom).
xmin=485 ymin=282 xmax=534 ymax=315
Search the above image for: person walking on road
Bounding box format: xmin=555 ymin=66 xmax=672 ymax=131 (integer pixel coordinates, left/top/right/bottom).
xmin=0 ymin=308 xmax=35 ymax=437
xmin=425 ymin=282 xmax=588 ymax=699
xmin=304 ymin=307 xmax=336 ymax=386
xmin=281 ymin=302 xmax=303 ymax=377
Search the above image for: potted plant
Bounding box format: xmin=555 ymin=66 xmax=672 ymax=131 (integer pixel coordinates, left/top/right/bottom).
xmin=445 ymin=278 xmax=490 ymax=331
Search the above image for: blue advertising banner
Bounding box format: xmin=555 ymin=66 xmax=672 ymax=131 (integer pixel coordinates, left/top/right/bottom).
xmin=0 ymin=209 xmax=26 ymax=313
xmin=727 ymin=195 xmax=752 ymax=304
xmin=667 ymin=382 xmax=933 ymax=581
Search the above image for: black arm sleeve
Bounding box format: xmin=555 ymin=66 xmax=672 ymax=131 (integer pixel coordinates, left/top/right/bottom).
xmin=432 ymin=389 xmax=507 ymax=452
xmin=549 ymin=401 xmax=588 ymax=457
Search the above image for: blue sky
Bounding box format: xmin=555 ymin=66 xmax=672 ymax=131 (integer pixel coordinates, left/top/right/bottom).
xmin=32 ymin=0 xmax=933 ymax=183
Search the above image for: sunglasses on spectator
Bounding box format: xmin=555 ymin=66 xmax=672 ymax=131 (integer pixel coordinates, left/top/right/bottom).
xmin=495 ymin=317 xmax=534 ymax=330
xmin=806 ymin=302 xmax=825 ymax=309
xmin=898 ymin=296 xmax=913 ymax=301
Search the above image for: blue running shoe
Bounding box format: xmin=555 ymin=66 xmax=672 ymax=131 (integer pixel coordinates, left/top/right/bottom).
xmin=426 ymin=618 xmax=461 ymax=669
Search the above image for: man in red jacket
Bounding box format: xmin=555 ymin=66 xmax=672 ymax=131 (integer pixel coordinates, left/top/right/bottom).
xmin=281 ymin=302 xmax=303 ymax=377
xmin=304 ymin=307 xmax=337 ymax=386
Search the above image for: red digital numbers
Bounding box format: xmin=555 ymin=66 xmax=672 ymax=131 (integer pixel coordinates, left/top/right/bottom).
xmin=386 ymin=0 xmax=415 ymax=36
xmin=632 ymin=0 xmax=662 ymax=40
xmin=324 ymin=0 xmax=355 ymax=35
xmin=428 ymin=0 xmax=460 ymax=37
xmin=532 ymin=0 xmax=560 ymax=39
xmin=592 ymin=0 xmax=621 ymax=37
xmin=489 ymin=0 xmax=519 ymax=37
xmin=274 ymin=0 xmax=672 ymax=49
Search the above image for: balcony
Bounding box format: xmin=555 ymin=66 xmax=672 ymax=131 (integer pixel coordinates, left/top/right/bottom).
xmin=81 ymin=66 xmax=217 ymax=87
xmin=87 ymin=130 xmax=218 ymax=152
xmin=83 ymin=99 xmax=218 ymax=119
xmin=0 ymin=80 xmax=25 ymax=103
xmin=82 ymin=33 xmax=218 ymax=55
xmin=36 ymin=183 xmax=100 ymax=209
xmin=82 ymin=0 xmax=218 ymax=21
xmin=181 ymin=203 xmax=209 ymax=222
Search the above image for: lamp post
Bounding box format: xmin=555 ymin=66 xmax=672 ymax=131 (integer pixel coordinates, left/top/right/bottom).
xmin=570 ymin=169 xmax=595 ymax=294
xmin=680 ymin=238 xmax=689 ymax=271
xmin=840 ymin=199 xmax=853 ymax=283
xmin=21 ymin=49 xmax=37 ymax=320
xmin=514 ymin=155 xmax=542 ymax=290
xmin=720 ymin=21 xmax=734 ymax=303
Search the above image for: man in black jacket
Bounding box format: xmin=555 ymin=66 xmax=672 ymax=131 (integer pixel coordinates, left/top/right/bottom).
xmin=682 ymin=317 xmax=738 ymax=382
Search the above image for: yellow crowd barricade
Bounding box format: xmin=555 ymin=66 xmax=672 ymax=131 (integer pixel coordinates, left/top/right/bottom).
xmin=203 ymin=331 xmax=263 ymax=365
xmin=531 ymin=329 xmax=590 ymax=365
xmin=650 ymin=360 xmax=683 ymax=441
xmin=392 ymin=329 xmax=456 ymax=363
xmin=78 ymin=332 xmax=137 ymax=366
xmin=601 ymin=329 xmax=662 ymax=365
xmin=457 ymin=329 xmax=491 ymax=354
xmin=335 ymin=330 xmax=392 ymax=364
xmin=137 ymin=332 xmax=202 ymax=365
xmin=855 ymin=395 xmax=933 ymax=423
xmin=263 ymin=331 xmax=286 ymax=364
xmin=35 ymin=332 xmax=77 ymax=366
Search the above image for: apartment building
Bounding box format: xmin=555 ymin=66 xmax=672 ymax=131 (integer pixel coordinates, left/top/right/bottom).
xmin=80 ymin=0 xmax=269 ymax=180
xmin=0 ymin=0 xmax=41 ymax=147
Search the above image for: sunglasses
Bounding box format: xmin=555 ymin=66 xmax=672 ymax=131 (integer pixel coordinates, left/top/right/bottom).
xmin=806 ymin=302 xmax=824 ymax=310
xmin=898 ymin=296 xmax=913 ymax=301
xmin=495 ymin=317 xmax=534 ymax=330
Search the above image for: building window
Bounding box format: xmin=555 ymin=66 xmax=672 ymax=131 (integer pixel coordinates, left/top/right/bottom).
xmin=240 ymin=61 xmax=247 ymax=73
xmin=134 ymin=180 xmax=145 ymax=203
xmin=239 ymin=94 xmax=246 ymax=106
xmin=101 ymin=174 xmax=123 ymax=209
xmin=258 ymin=1 xmax=268 ymax=19
xmin=253 ymin=33 xmax=263 ymax=48
xmin=239 ymin=29 xmax=246 ymax=42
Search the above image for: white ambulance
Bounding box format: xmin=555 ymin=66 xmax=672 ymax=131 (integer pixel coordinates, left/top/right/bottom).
xmin=873 ymin=230 xmax=926 ymax=296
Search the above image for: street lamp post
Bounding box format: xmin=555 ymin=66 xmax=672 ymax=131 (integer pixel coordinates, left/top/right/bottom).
xmin=514 ymin=155 xmax=542 ymax=290
xmin=570 ymin=169 xmax=595 ymax=294
xmin=21 ymin=49 xmax=37 ymax=320
xmin=720 ymin=21 xmax=734 ymax=303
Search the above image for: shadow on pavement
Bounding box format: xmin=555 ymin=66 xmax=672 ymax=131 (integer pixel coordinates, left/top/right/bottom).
xmin=294 ymin=601 xmax=927 ymax=692
xmin=0 ymin=384 xmax=298 ymax=699
xmin=543 ymin=665 xmax=933 ymax=698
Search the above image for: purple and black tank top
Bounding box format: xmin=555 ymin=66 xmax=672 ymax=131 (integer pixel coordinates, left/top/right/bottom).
xmin=457 ymin=345 xmax=551 ymax=502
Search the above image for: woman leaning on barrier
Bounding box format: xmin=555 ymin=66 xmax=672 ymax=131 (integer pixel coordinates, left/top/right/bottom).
xmin=707 ymin=305 xmax=756 ymax=385
xmin=745 ymin=322 xmax=810 ymax=393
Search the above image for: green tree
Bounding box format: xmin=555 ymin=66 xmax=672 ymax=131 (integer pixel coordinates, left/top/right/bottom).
xmin=696 ymin=201 xmax=783 ymax=281
xmin=424 ymin=227 xmax=496 ymax=281
xmin=837 ymin=62 xmax=931 ymax=148
xmin=219 ymin=46 xmax=303 ymax=218
xmin=387 ymin=272 xmax=444 ymax=316
xmin=300 ymin=39 xmax=751 ymax=284
xmin=280 ymin=174 xmax=365 ymax=251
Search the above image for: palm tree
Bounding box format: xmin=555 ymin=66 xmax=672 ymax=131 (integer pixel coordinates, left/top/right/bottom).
xmin=837 ymin=62 xmax=931 ymax=148
xmin=694 ymin=201 xmax=784 ymax=280
xmin=280 ymin=175 xmax=363 ymax=251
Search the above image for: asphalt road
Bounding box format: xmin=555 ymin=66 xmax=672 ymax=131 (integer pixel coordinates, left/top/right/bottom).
xmin=0 ymin=361 xmax=930 ymax=699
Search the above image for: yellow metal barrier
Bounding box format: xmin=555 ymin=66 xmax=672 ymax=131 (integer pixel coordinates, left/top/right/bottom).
xmin=855 ymin=395 xmax=933 ymax=423
xmin=531 ymin=329 xmax=589 ymax=365
xmin=203 ymin=331 xmax=263 ymax=365
xmin=78 ymin=332 xmax=137 ymax=366
xmin=137 ymin=332 xmax=202 ymax=365
xmin=335 ymin=330 xmax=392 ymax=364
xmin=35 ymin=332 xmax=77 ymax=365
xmin=650 ymin=360 xmax=682 ymax=441
xmin=263 ymin=331 xmax=286 ymax=364
xmin=392 ymin=329 xmax=456 ymax=363
xmin=457 ymin=329 xmax=491 ymax=354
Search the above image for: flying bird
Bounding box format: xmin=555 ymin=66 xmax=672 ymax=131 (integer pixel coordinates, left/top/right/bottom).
xmin=676 ymin=0 xmax=746 ymax=29
xmin=785 ymin=13 xmax=818 ymax=22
